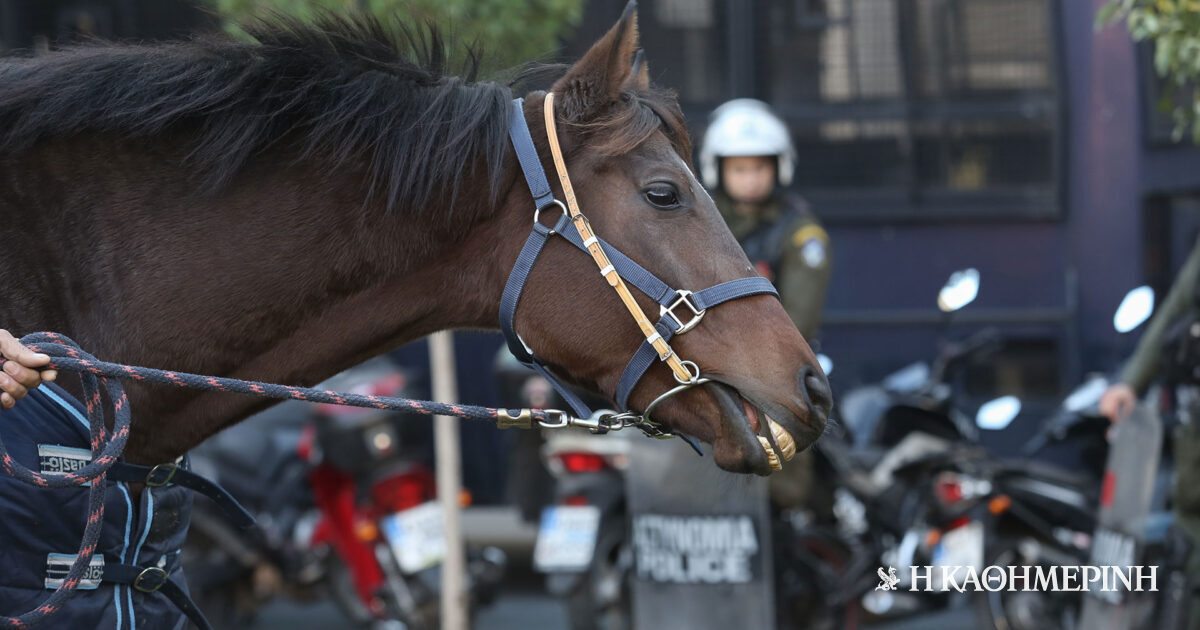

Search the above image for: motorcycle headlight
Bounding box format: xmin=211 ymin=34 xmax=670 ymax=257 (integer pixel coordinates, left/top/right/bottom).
xmin=364 ymin=424 xmax=398 ymax=458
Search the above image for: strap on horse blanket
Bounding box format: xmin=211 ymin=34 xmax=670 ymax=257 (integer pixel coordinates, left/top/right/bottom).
xmin=3 ymin=549 xmax=211 ymax=630
xmin=0 ymin=383 xmax=249 ymax=630
xmin=108 ymin=462 xmax=255 ymax=530
xmin=102 ymin=564 xmax=211 ymax=630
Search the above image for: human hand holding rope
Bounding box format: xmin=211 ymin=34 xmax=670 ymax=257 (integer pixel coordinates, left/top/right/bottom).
xmin=0 ymin=329 xmax=56 ymax=409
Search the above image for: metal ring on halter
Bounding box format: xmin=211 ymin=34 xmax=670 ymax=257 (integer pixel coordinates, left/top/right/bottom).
xmin=674 ymin=360 xmax=703 ymax=385
xmin=533 ymin=199 xmax=568 ymax=232
xmin=638 ymin=375 xmax=713 ymax=437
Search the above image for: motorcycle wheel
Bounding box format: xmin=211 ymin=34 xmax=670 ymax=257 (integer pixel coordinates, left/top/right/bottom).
xmin=566 ymin=529 xmax=632 ymax=630
xmin=973 ymin=538 xmax=1080 ymax=630
xmin=326 ymin=552 xmax=440 ymax=630
xmin=180 ymin=552 xmax=258 ymax=624
xmin=774 ymin=528 xmax=856 ymax=630
xmin=181 ymin=519 xmax=258 ymax=630
xmin=186 ymin=581 xmax=255 ymax=630
xmin=326 ymin=553 xmax=385 ymax=627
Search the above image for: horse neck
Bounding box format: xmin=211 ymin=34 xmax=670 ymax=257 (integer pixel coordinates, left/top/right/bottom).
xmin=5 ymin=136 xmax=521 ymax=463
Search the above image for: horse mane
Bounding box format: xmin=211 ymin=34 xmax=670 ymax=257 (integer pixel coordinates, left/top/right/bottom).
xmin=0 ymin=12 xmax=690 ymax=219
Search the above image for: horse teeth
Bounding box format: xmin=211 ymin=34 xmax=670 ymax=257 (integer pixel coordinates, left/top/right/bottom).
xmin=758 ymin=436 xmax=782 ymax=471
xmin=767 ymin=418 xmax=797 ymax=462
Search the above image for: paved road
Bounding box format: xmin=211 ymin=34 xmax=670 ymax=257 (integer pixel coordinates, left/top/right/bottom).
xmin=252 ymin=591 xmax=976 ymax=630
xmin=252 ymin=589 xmax=568 ymax=630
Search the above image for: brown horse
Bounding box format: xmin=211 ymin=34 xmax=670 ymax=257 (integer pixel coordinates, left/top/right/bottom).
xmin=0 ymin=5 xmax=829 ymax=476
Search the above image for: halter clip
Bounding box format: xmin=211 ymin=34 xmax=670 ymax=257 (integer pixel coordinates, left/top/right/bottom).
xmin=537 ymin=409 xmax=570 ymax=429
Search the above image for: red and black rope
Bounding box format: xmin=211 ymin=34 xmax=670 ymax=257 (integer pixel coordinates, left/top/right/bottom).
xmin=0 ymin=331 xmax=548 ymax=628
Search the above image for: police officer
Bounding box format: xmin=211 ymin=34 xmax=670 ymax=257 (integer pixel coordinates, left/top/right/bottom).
xmin=700 ymin=99 xmax=830 ymax=342
xmin=700 ymin=100 xmax=829 ymax=509
xmin=1100 ymin=235 xmax=1200 ymax=628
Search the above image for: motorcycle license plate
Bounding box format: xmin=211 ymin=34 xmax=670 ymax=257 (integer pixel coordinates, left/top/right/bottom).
xmin=381 ymin=501 xmax=445 ymax=574
xmin=1089 ymin=527 xmax=1136 ymax=567
xmin=533 ymin=505 xmax=601 ymax=573
xmin=933 ymin=520 xmax=984 ymax=573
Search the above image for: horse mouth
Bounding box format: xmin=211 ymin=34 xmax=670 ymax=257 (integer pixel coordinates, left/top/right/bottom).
xmin=706 ymin=381 xmax=802 ymax=476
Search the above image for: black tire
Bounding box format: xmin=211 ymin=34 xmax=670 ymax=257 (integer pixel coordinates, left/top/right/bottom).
xmin=187 ymin=581 xmax=255 ymax=630
xmin=326 ymin=551 xmax=440 ymax=630
xmin=973 ymin=538 xmax=1081 ymax=630
xmin=566 ymin=529 xmax=632 ymax=630
xmin=774 ymin=527 xmax=857 ymax=630
xmin=181 ymin=515 xmax=258 ymax=630
xmin=326 ymin=553 xmax=380 ymax=627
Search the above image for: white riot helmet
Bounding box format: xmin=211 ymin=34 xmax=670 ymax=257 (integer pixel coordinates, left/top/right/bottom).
xmin=699 ymin=99 xmax=796 ymax=189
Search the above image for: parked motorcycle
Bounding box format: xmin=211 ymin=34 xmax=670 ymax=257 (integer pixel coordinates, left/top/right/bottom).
xmin=184 ymin=358 xmax=505 ymax=629
xmin=536 ymin=428 xmax=633 ymax=630
xmin=494 ymin=348 xmax=632 ymax=630
xmin=926 ymin=285 xmax=1193 ymax=630
xmin=776 ymin=269 xmax=998 ymax=628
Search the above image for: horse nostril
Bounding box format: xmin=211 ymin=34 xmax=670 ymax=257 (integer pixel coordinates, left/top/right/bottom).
xmin=802 ymin=370 xmax=833 ymax=415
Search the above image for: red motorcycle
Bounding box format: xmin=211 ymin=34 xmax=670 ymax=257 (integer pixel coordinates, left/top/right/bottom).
xmin=184 ymin=358 xmax=504 ymax=629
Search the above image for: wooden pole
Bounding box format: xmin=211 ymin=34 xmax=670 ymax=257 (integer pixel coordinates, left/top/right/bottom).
xmin=430 ymin=331 xmax=467 ymax=630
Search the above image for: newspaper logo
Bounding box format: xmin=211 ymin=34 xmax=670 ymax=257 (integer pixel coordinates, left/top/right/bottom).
xmin=876 ymin=566 xmax=900 ymax=591
xmin=902 ymin=565 xmax=1158 ymax=593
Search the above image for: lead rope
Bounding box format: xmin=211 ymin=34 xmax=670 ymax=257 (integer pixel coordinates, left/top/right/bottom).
xmin=0 ymin=331 xmax=563 ymax=629
xmin=0 ymin=333 xmax=128 ymax=630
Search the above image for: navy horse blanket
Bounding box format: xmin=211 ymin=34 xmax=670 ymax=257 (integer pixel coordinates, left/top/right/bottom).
xmin=0 ymin=383 xmax=192 ymax=629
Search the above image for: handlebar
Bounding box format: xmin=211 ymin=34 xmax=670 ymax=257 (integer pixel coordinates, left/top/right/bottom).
xmin=927 ymin=327 xmax=1003 ymax=388
xmin=945 ymin=327 xmax=1003 ymax=364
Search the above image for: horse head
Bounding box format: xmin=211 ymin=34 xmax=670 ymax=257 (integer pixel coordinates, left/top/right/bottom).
xmin=498 ymin=3 xmax=831 ymax=475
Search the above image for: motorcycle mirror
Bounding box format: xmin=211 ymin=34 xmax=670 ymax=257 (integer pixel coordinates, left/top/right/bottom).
xmin=976 ymin=395 xmax=1021 ymax=430
xmin=1063 ymin=374 xmax=1110 ymax=413
xmin=882 ymin=362 xmax=931 ymax=393
xmin=937 ymin=268 xmax=980 ymax=313
xmin=817 ymin=353 xmax=833 ymax=376
xmin=1113 ymin=286 xmax=1155 ymax=333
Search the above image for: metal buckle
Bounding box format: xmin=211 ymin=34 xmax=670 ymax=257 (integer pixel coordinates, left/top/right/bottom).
xmin=133 ymin=567 xmax=168 ymax=593
xmin=569 ymin=212 xmax=592 ymax=232
xmin=533 ymin=199 xmax=567 ymax=234
xmin=496 ymin=408 xmax=533 ymax=430
xmin=145 ymin=463 xmax=177 ymax=487
xmin=660 ymin=290 xmax=706 ymax=334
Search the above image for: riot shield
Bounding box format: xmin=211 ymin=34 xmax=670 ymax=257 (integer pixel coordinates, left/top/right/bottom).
xmin=626 ymin=437 xmax=774 ymax=629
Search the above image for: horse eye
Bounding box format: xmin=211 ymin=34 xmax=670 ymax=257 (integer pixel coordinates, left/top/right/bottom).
xmin=644 ymin=186 xmax=680 ymax=209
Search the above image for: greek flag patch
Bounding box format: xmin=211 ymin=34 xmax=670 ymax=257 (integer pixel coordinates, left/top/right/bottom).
xmin=45 ymin=553 xmax=104 ymax=590
xmin=38 ymin=444 xmax=92 ymax=486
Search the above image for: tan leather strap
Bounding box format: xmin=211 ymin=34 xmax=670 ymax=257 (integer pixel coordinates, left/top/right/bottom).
xmin=542 ymin=92 xmax=695 ymax=384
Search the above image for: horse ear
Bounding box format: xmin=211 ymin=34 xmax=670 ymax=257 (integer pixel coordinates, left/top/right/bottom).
xmin=552 ymin=1 xmax=640 ymax=122
xmin=627 ymin=49 xmax=650 ymax=91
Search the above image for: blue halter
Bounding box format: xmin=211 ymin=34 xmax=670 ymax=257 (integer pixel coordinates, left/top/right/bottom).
xmin=500 ymin=96 xmax=779 ymax=439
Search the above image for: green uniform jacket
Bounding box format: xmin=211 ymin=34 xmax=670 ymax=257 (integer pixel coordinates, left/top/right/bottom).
xmin=1121 ymin=235 xmax=1200 ymax=393
xmin=717 ymin=191 xmax=830 ymax=508
xmin=716 ymin=192 xmax=832 ymax=341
